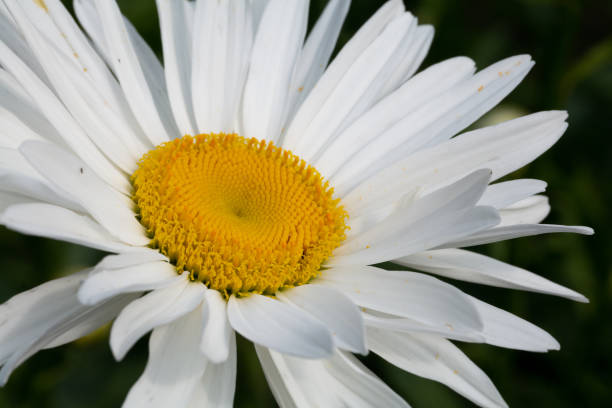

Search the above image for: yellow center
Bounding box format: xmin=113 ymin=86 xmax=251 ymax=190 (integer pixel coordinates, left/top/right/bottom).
xmin=131 ymin=133 xmax=348 ymax=296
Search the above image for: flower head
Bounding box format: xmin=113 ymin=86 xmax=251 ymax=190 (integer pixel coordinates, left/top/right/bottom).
xmin=0 ymin=0 xmax=592 ymax=407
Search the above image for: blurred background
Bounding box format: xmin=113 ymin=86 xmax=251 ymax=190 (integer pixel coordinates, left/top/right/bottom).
xmin=1 ymin=0 xmax=611 ymax=406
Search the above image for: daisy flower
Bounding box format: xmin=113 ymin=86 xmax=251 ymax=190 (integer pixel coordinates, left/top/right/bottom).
xmin=0 ymin=0 xmax=593 ymax=407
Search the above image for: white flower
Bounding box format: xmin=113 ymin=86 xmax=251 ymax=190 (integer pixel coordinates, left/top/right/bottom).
xmin=0 ymin=0 xmax=592 ymax=407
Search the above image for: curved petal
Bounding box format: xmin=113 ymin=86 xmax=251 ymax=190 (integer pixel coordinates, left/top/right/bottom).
xmin=200 ymin=289 xmax=232 ymax=364
xmin=123 ymin=307 xmax=207 ymax=408
xmin=256 ymin=346 xmax=410 ymax=408
xmin=367 ymin=328 xmax=508 ymax=408
xmin=315 ymin=266 xmax=483 ymax=333
xmin=278 ymin=285 xmax=367 ymax=354
xmin=191 ymin=0 xmax=252 ymax=134
xmin=241 ymin=0 xmax=308 ymax=143
xmin=395 ymin=248 xmax=587 ymax=302
xmin=20 ymin=141 xmax=148 ymax=246
xmin=0 ymin=202 xmax=141 ymax=253
xmin=110 ymin=276 xmax=205 ymax=361
xmin=78 ymin=261 xmax=179 ymax=306
xmin=227 ymin=294 xmax=334 ymax=358
xmin=188 ymin=331 xmax=237 ymax=408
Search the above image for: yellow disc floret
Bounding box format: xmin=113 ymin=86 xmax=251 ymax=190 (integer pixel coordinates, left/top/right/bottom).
xmin=131 ymin=133 xmax=348 ymax=296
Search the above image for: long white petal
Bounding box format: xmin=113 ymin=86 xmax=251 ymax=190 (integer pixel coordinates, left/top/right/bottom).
xmin=123 ymin=307 xmax=208 ymax=408
xmin=332 ymin=171 xmax=499 ymax=265
xmin=20 ymin=141 xmax=148 ymax=246
xmin=0 ymin=271 xmax=135 ymax=385
xmin=339 ymin=111 xmax=568 ymax=209
xmin=0 ymin=203 xmax=141 ymax=253
xmin=227 ymin=294 xmax=334 ymax=358
xmin=110 ymin=276 xmax=205 ymax=361
xmin=282 ymin=0 xmax=404 ymax=149
xmin=157 ymin=0 xmax=197 ymax=135
xmin=282 ymin=0 xmax=351 ymax=124
xmin=192 ymin=0 xmax=252 ymax=134
xmin=442 ymin=223 xmax=593 ymax=248
xmin=0 ymin=40 xmax=128 ymax=192
xmin=188 ymin=331 xmax=237 ymax=408
xmin=478 ymin=179 xmax=547 ymax=209
xmin=278 ymin=285 xmax=367 ymax=354
xmin=315 ymin=266 xmax=483 ymax=333
xmin=315 ymin=56 xmax=476 ymax=177
xmin=256 ymin=346 xmax=411 ymax=408
xmin=284 ymin=13 xmax=416 ymax=161
xmin=395 ymin=248 xmax=587 ymax=302
xmin=377 ymin=24 xmax=434 ymax=98
xmin=78 ymin=261 xmax=180 ymax=306
xmin=367 ymin=328 xmax=507 ymax=408
xmin=468 ymin=296 xmax=560 ymax=352
xmin=200 ymin=289 xmax=232 ymax=364
xmin=333 ymin=55 xmax=534 ymax=192
xmin=94 ymin=0 xmax=179 ymax=145
xmin=497 ymin=195 xmax=550 ymax=226
xmin=241 ymin=0 xmax=308 ymax=143
xmin=362 ymin=310 xmax=484 ymax=343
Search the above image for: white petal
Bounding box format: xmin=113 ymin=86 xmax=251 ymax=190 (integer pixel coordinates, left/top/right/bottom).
xmin=188 ymin=331 xmax=237 ymax=408
xmin=315 ymin=266 xmax=483 ymax=333
xmin=94 ymin=250 xmax=168 ymax=271
xmin=110 ymin=276 xmax=205 ymax=361
xmin=367 ymin=328 xmax=508 ymax=408
xmin=468 ymin=296 xmax=560 ymax=352
xmin=0 ymin=203 xmax=141 ymax=253
xmin=241 ymin=0 xmax=308 ymax=143
xmin=157 ymin=0 xmax=197 ymax=135
xmin=331 ymin=171 xmax=499 ymax=265
xmin=282 ymin=0 xmax=404 ymax=149
xmin=41 ymin=0 xmax=151 ymax=158
xmin=256 ymin=346 xmax=410 ymax=408
xmin=227 ymin=294 xmax=334 ymax=358
xmin=315 ymin=56 xmax=476 ymax=177
xmin=0 ymin=148 xmax=80 ymax=210
xmin=284 ymin=13 xmax=417 ymax=161
xmin=78 ymin=261 xmax=179 ymax=306
xmin=3 ymin=1 xmax=140 ymax=173
xmin=0 ymin=69 xmax=59 ymax=147
xmin=362 ymin=309 xmax=484 ymax=343
xmin=0 ymin=39 xmax=128 ymax=192
xmin=442 ymin=223 xmax=593 ymax=248
xmin=20 ymin=141 xmax=148 ymax=246
xmin=395 ymin=248 xmax=587 ymax=302
xmin=478 ymin=179 xmax=547 ymax=209
xmin=377 ymin=24 xmax=434 ymax=98
xmin=94 ymin=0 xmax=178 ymax=145
xmin=192 ymin=0 xmax=252 ymax=133
xmin=340 ymin=110 xmax=568 ymax=209
xmin=282 ymin=0 xmax=351 ymax=123
xmin=0 ymin=10 xmax=47 ymax=82
xmin=332 ymin=55 xmax=534 ymax=192
xmin=200 ymin=289 xmax=232 ymax=364
xmin=497 ymin=195 xmax=550 ymax=226
xmin=278 ymin=285 xmax=367 ymax=354
xmin=123 ymin=307 xmax=208 ymax=408
xmin=0 ymin=271 xmax=135 ymax=384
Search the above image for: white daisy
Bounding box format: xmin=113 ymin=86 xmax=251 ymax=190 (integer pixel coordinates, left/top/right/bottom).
xmin=0 ymin=0 xmax=593 ymax=407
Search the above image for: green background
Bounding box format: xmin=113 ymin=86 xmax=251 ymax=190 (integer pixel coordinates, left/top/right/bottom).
xmin=1 ymin=0 xmax=611 ymax=406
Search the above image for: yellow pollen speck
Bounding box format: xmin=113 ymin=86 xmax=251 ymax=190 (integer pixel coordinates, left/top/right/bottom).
xmin=131 ymin=133 xmax=348 ymax=296
xmin=298 ymin=86 xmax=304 ymax=92
xmin=73 ymin=52 xmax=79 ymax=58
xmin=83 ymin=68 xmax=88 ymax=72
xmin=33 ymin=0 xmax=48 ymax=12
xmin=453 ymin=370 xmax=459 ymax=374
xmin=498 ymin=72 xmax=503 ymax=77
xmin=505 ymin=71 xmax=510 ymax=75
xmin=435 ymin=353 xmax=440 ymax=360
xmin=477 ymin=85 xmax=484 ymax=92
